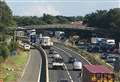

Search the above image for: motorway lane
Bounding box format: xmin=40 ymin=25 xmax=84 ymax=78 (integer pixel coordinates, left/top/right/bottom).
xmin=46 ymin=50 xmax=70 ymax=82
xmin=20 ymin=49 xmax=42 ymax=82
xmin=46 ymin=44 xmax=90 ymax=82
xmin=54 ymin=44 xmax=90 ymax=65
xmin=52 ymin=47 xmax=82 ymax=82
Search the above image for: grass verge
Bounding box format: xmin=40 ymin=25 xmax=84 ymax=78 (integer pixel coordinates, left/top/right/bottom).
xmin=0 ymin=48 xmax=29 ymax=82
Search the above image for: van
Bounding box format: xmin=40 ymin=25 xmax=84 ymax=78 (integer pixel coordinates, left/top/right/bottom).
xmin=73 ymin=61 xmax=82 ymax=71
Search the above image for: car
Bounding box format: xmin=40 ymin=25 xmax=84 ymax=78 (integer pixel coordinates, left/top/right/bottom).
xmin=49 ymin=49 xmax=54 ymax=54
xmin=52 ymin=58 xmax=64 ymax=69
xmin=73 ymin=61 xmax=82 ymax=71
xmin=57 ymin=79 xmax=69 ymax=82
xmin=101 ymin=52 xmax=109 ymax=59
xmin=106 ymin=55 xmax=117 ymax=63
xmin=53 ymin=51 xmax=58 ymax=54
xmin=68 ymin=57 xmax=77 ymax=63
xmin=24 ymin=44 xmax=30 ymax=50
xmin=53 ymin=53 xmax=62 ymax=59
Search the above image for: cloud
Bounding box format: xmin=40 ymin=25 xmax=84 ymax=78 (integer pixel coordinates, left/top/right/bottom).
xmin=20 ymin=5 xmax=61 ymax=17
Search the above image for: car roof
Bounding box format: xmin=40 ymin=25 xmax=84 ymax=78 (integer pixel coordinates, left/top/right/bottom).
xmin=74 ymin=61 xmax=82 ymax=65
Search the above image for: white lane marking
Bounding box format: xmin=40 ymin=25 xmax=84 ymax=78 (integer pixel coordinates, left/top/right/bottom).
xmin=64 ymin=64 xmax=74 ymax=82
xmin=37 ymin=51 xmax=42 ymax=82
xmin=53 ymin=46 xmax=72 ymax=57
xmin=53 ymin=46 xmax=74 ymax=82
xmin=20 ymin=50 xmax=32 ymax=80
xmin=55 ymin=45 xmax=92 ymax=65
xmin=106 ymin=63 xmax=114 ymax=68
xmin=61 ymin=45 xmax=114 ymax=68
xmin=42 ymin=48 xmax=49 ymax=82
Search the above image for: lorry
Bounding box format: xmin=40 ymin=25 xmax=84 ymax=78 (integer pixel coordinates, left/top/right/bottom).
xmin=30 ymin=35 xmax=37 ymax=43
xmin=40 ymin=36 xmax=53 ymax=48
xmin=82 ymin=65 xmax=114 ymax=82
xmin=55 ymin=31 xmax=65 ymax=40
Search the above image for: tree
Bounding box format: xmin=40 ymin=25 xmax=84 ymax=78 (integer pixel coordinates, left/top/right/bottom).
xmin=0 ymin=1 xmax=15 ymax=62
xmin=0 ymin=1 xmax=15 ymax=29
xmin=0 ymin=43 xmax=10 ymax=61
xmin=42 ymin=14 xmax=59 ymax=24
xmin=107 ymin=8 xmax=120 ymax=31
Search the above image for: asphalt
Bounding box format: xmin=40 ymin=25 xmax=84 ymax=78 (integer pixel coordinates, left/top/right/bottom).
xmin=19 ymin=49 xmax=42 ymax=82
xmin=46 ymin=44 xmax=90 ymax=82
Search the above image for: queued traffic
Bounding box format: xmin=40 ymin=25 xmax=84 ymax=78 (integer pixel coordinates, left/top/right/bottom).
xmin=22 ymin=29 xmax=116 ymax=82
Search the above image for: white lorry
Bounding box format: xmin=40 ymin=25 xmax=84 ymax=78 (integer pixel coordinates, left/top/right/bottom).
xmin=40 ymin=36 xmax=53 ymax=48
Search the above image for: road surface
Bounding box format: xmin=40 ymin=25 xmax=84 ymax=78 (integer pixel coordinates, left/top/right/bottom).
xmin=20 ymin=49 xmax=42 ymax=82
xmin=46 ymin=44 xmax=90 ymax=82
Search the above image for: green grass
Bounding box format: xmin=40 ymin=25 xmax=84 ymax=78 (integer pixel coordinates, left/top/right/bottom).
xmin=3 ymin=71 xmax=16 ymax=82
xmin=0 ymin=49 xmax=29 ymax=82
xmin=9 ymin=52 xmax=28 ymax=65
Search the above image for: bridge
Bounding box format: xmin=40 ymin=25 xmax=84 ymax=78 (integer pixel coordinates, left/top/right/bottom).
xmin=16 ymin=24 xmax=113 ymax=39
xmin=16 ymin=24 xmax=96 ymax=31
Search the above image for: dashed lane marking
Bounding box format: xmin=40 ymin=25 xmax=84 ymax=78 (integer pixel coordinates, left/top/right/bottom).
xmin=64 ymin=64 xmax=74 ymax=82
xmin=53 ymin=46 xmax=72 ymax=57
xmin=55 ymin=45 xmax=92 ymax=65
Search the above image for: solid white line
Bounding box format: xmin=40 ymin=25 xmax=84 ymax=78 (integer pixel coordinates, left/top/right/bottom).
xmin=54 ymin=47 xmax=74 ymax=82
xmin=106 ymin=63 xmax=114 ymax=69
xmin=60 ymin=46 xmax=92 ymax=65
xmin=64 ymin=64 xmax=74 ymax=82
xmin=41 ymin=47 xmax=49 ymax=82
xmin=53 ymin=46 xmax=72 ymax=57
xmin=62 ymin=45 xmax=114 ymax=68
xmin=20 ymin=50 xmax=32 ymax=80
xmin=37 ymin=54 xmax=42 ymax=82
xmin=54 ymin=45 xmax=92 ymax=65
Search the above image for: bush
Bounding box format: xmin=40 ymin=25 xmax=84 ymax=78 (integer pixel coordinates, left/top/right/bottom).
xmin=8 ymin=41 xmax=18 ymax=52
xmin=0 ymin=44 xmax=10 ymax=61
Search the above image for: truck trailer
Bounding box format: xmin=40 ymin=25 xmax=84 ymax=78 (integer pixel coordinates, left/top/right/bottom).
xmin=82 ymin=65 xmax=114 ymax=82
xmin=41 ymin=36 xmax=53 ymax=49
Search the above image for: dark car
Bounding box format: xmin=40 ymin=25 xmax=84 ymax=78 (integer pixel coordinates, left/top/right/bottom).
xmin=49 ymin=49 xmax=54 ymax=54
xmin=101 ymin=52 xmax=109 ymax=59
xmin=106 ymin=55 xmax=117 ymax=63
xmin=68 ymin=57 xmax=77 ymax=63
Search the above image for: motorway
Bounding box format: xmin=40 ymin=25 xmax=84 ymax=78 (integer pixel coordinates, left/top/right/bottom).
xmin=46 ymin=44 xmax=90 ymax=82
xmin=19 ymin=49 xmax=42 ymax=82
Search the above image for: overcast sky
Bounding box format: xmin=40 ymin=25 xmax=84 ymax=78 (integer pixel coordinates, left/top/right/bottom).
xmin=6 ymin=0 xmax=120 ymax=16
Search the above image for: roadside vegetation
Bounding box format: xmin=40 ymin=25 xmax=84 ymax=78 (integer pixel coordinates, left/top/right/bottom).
xmin=0 ymin=48 xmax=29 ymax=82
xmin=0 ymin=1 xmax=29 ymax=82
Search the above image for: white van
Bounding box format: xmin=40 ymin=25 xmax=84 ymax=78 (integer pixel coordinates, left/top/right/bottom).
xmin=73 ymin=61 xmax=82 ymax=71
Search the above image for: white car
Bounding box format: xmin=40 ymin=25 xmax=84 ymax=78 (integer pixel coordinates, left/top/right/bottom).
xmin=52 ymin=58 xmax=64 ymax=69
xmin=73 ymin=61 xmax=82 ymax=71
xmin=24 ymin=44 xmax=30 ymax=50
xmin=53 ymin=54 xmax=62 ymax=59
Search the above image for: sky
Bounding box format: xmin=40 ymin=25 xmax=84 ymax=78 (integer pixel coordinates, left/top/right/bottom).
xmin=5 ymin=0 xmax=120 ymax=17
